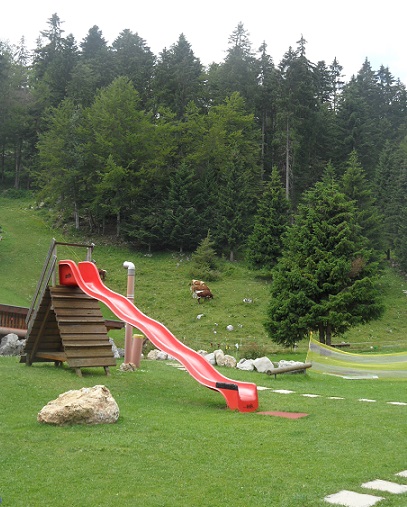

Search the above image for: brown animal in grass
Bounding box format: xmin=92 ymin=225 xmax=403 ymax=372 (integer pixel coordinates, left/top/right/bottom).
xmin=190 ymin=280 xmax=213 ymax=303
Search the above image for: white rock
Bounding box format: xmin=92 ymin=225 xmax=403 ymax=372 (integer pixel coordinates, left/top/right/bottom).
xmin=236 ymin=358 xmax=255 ymax=371
xmin=0 ymin=334 xmax=25 ymax=356
xmin=278 ymin=360 xmax=304 ymax=368
xmin=223 ymin=355 xmax=237 ymax=368
xmin=226 ymin=325 xmax=234 ymax=331
xmin=214 ymin=349 xmax=226 ymax=366
xmin=253 ymin=356 xmax=274 ymax=373
xmin=156 ymin=351 xmax=168 ymax=360
xmin=37 ymin=385 xmax=119 ymax=425
xmin=204 ymin=352 xmax=216 ymax=365
xmin=147 ymin=349 xmax=161 ymax=360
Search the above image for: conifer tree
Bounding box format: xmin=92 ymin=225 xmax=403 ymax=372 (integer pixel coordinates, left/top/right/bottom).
xmin=265 ymin=170 xmax=383 ymax=346
xmin=190 ymin=231 xmax=220 ymax=281
xmin=341 ymin=150 xmax=385 ymax=258
xmin=164 ymin=162 xmax=200 ymax=252
xmin=246 ymin=166 xmax=290 ymax=272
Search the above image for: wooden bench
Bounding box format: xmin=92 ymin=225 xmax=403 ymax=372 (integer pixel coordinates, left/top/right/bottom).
xmin=266 ymin=362 xmax=312 ymax=379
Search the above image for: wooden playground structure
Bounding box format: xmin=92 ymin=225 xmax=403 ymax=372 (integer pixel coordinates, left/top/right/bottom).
xmin=18 ymin=239 xmax=120 ymax=376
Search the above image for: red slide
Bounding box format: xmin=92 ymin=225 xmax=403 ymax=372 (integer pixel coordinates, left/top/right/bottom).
xmin=59 ymin=260 xmax=258 ymax=413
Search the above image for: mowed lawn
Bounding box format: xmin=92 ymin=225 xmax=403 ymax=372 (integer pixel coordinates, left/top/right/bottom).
xmin=1 ymin=355 xmax=406 ymax=507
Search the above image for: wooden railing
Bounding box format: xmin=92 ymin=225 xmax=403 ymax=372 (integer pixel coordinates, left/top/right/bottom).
xmin=25 ymin=239 xmax=95 ymax=336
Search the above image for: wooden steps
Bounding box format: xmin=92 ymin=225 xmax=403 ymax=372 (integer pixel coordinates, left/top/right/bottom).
xmin=22 ymin=285 xmax=116 ymax=376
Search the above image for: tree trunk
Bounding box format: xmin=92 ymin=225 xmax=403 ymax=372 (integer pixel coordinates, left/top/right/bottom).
xmin=14 ymin=137 xmax=23 ymax=189
xmin=326 ymin=324 xmax=332 ymax=346
xmin=116 ymin=211 xmax=120 ymax=237
xmin=318 ymin=323 xmax=325 ymax=344
xmin=73 ymin=202 xmax=80 ymax=229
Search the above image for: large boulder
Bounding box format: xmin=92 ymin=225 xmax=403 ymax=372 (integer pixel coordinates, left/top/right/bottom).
xmin=0 ymin=334 xmax=25 ymax=356
xmin=223 ymin=355 xmax=237 ymax=368
xmin=236 ymin=358 xmax=255 ymax=371
xmin=37 ymin=385 xmax=119 ymax=425
xmin=214 ymin=349 xmax=225 ymax=366
xmin=253 ymin=356 xmax=274 ymax=373
xmin=204 ymin=352 xmax=216 ymax=365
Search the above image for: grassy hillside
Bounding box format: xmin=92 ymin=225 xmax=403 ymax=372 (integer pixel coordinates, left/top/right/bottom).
xmin=1 ymin=196 xmax=407 ymax=507
xmin=1 ymin=194 xmax=406 ymax=354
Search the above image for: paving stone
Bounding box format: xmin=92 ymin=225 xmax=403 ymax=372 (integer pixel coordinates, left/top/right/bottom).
xmin=256 ymin=386 xmax=272 ymax=391
xmin=301 ymin=393 xmax=320 ymax=397
xmin=271 ymin=389 xmax=295 ymax=394
xmin=327 ymin=396 xmax=345 ymax=400
xmin=396 ymin=470 xmax=407 ymax=478
xmin=324 ymin=489 xmax=384 ymax=506
xmin=361 ymin=479 xmax=407 ymax=494
xmin=358 ymin=398 xmax=377 ymax=403
xmin=387 ymin=401 xmax=407 ymax=406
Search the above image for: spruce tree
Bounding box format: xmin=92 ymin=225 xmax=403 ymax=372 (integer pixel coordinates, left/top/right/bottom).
xmin=164 ymin=162 xmax=200 ymax=252
xmin=190 ymin=231 xmax=220 ymax=281
xmin=341 ymin=150 xmax=385 ymax=258
xmin=246 ymin=166 xmax=290 ymax=272
xmin=265 ymin=170 xmax=384 ymax=346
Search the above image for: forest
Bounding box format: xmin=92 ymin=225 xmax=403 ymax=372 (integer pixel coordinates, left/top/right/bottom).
xmin=0 ymin=14 xmax=406 ymax=271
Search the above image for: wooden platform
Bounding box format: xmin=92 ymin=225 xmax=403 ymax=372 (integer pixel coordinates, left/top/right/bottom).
xmin=22 ymin=285 xmax=116 ymax=376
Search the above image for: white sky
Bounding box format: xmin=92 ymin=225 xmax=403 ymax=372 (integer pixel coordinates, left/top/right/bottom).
xmin=1 ymin=0 xmax=406 ymax=85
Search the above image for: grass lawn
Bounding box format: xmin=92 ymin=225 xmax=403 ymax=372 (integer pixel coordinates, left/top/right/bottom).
xmin=0 ymin=356 xmax=406 ymax=506
xmin=1 ymin=194 xmax=407 ymax=506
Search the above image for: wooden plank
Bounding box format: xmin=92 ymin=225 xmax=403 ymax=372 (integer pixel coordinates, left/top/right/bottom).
xmin=58 ymin=324 xmax=107 ymax=334
xmin=36 ymin=352 xmax=67 ymax=361
xmin=62 ymin=333 xmax=111 ymax=341
xmin=67 ymin=357 xmax=116 ymax=367
xmin=27 ymin=302 xmax=53 ymax=365
xmin=64 ymin=340 xmax=112 ymax=350
xmin=54 ymin=308 xmax=104 ymax=321
xmin=65 ymin=348 xmax=114 ymax=358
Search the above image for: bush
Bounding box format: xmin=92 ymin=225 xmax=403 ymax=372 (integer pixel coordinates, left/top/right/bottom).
xmin=238 ymin=340 xmax=268 ymax=360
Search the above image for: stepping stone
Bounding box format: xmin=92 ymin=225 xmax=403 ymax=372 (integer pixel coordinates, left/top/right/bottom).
xmin=272 ymin=389 xmax=295 ymax=394
xmin=358 ymin=398 xmax=377 ymax=403
xmin=327 ymin=396 xmax=345 ymax=400
xmin=387 ymin=401 xmax=407 ymax=406
xmin=324 ymin=490 xmax=384 ymax=506
xmin=301 ymin=393 xmax=320 ymax=398
xmin=361 ymin=479 xmax=407 ymax=494
xmin=396 ymin=470 xmax=407 ymax=478
xmin=257 ymin=386 xmax=272 ymax=391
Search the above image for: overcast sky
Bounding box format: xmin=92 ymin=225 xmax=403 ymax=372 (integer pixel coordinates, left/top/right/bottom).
xmin=1 ymin=0 xmax=406 ymax=85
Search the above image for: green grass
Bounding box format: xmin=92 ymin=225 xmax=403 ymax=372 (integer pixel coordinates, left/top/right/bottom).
xmin=1 ymin=195 xmax=407 ymax=505
xmin=0 ymin=356 xmax=406 ymax=506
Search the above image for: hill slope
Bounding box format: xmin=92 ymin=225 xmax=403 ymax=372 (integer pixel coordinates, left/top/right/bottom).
xmin=1 ymin=195 xmax=406 ymax=353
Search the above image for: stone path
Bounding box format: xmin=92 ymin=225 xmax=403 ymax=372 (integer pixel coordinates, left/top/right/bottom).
xmin=165 ymin=363 xmax=406 ymax=505
xmin=324 ymin=471 xmax=407 ymax=506
xmin=260 ymin=387 xmax=407 ymax=407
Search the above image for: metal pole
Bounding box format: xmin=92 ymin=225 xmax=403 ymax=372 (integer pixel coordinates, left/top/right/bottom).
xmin=123 ymin=261 xmax=135 ymax=364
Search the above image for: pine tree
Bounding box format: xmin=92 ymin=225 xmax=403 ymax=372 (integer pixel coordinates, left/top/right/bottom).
xmin=265 ymin=171 xmax=384 ymax=346
xmin=246 ymin=166 xmax=291 ymax=272
xmin=153 ymin=34 xmax=203 ymax=119
xmin=163 ymin=162 xmax=200 ymax=252
xmin=341 ymin=150 xmax=385 ymax=258
xmin=190 ymin=231 xmax=220 ymax=281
